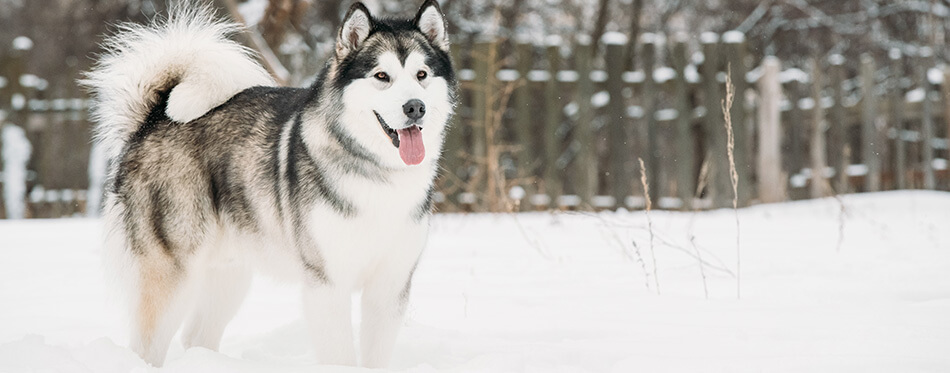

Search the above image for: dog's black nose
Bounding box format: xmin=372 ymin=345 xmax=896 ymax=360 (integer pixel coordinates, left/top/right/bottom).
xmin=403 ymin=99 xmax=426 ymax=120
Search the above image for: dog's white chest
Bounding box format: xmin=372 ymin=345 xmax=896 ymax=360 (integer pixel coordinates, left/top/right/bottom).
xmin=304 ymin=167 xmax=432 ymax=288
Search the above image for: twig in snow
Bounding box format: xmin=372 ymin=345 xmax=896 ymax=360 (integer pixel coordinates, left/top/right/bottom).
xmin=689 ymin=235 xmax=709 ymax=299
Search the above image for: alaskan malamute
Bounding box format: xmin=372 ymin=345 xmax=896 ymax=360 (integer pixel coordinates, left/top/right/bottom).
xmin=83 ymin=0 xmax=456 ymax=367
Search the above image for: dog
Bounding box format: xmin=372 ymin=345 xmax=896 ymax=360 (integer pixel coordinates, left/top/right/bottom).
xmin=82 ymin=0 xmax=456 ymax=367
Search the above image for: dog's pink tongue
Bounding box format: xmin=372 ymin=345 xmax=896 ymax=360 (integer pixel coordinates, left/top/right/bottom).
xmin=397 ymin=126 xmax=425 ymax=165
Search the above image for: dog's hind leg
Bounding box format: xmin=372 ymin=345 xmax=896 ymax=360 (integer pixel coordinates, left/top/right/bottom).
xmin=128 ymin=247 xmax=198 ymax=367
xmin=181 ymin=259 xmax=251 ymax=351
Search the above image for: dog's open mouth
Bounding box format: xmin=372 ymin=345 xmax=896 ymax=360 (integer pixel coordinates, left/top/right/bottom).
xmin=374 ymin=111 xmax=425 ymax=166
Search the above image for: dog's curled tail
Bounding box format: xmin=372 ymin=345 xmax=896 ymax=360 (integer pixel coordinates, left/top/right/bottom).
xmin=82 ymin=5 xmax=274 ymax=159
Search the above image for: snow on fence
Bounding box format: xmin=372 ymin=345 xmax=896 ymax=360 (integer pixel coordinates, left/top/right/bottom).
xmin=1 ymin=33 xmax=950 ymax=218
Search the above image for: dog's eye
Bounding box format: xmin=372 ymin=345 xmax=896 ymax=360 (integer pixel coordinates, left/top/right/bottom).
xmin=374 ymin=72 xmax=390 ymax=82
xmin=417 ymin=70 xmax=427 ymax=80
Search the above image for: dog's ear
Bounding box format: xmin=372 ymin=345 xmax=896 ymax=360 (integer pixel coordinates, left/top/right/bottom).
xmin=337 ymin=2 xmax=373 ymax=58
xmin=414 ymin=0 xmax=449 ymax=51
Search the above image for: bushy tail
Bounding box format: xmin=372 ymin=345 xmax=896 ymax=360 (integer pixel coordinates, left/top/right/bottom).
xmin=82 ymin=4 xmax=274 ymax=159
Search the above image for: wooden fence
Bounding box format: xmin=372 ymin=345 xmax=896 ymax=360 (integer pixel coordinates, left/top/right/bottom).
xmin=0 ymin=44 xmax=92 ymax=219
xmin=435 ymin=32 xmax=950 ymax=212
xmin=2 ymin=32 xmax=950 ymax=218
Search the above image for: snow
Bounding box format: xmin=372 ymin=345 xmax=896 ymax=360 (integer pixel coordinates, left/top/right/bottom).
xmin=590 ymin=91 xmax=609 ymax=108
xmin=622 ymin=71 xmax=644 ymax=84
xmin=652 ymin=67 xmax=676 ymax=83
xmin=457 ymin=69 xmax=476 ymax=81
xmin=906 ymin=88 xmax=926 ymax=103
xmin=828 ymin=54 xmax=845 ymax=66
xmin=722 ymin=30 xmax=746 ymax=44
xmin=2 ymin=124 xmax=31 ymax=219
xmin=684 ymin=65 xmax=700 ymax=83
xmin=495 ymin=69 xmax=519 ymax=82
xmin=556 ymin=70 xmax=579 ymax=83
xmin=2 ymin=192 xmax=950 ymax=372
xmin=779 ymin=68 xmax=809 ymax=84
xmin=700 ymin=32 xmax=719 ymax=45
xmin=590 ymin=70 xmax=607 ymax=83
xmin=889 ymin=48 xmax=902 ymax=60
xmin=237 ymin=0 xmax=268 ymax=27
xmin=526 ymin=70 xmax=550 ymax=82
xmin=544 ymin=35 xmax=563 ymax=47
xmin=601 ymin=32 xmax=627 ymax=46
xmin=928 ymin=67 xmax=944 ymax=85
xmin=12 ymin=36 xmax=32 ymax=51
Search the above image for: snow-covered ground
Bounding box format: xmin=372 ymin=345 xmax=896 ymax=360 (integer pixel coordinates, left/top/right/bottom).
xmin=1 ymin=191 xmax=949 ymax=372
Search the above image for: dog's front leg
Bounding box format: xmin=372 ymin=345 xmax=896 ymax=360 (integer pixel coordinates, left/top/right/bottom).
xmin=359 ymin=268 xmax=414 ymax=368
xmin=302 ymin=285 xmax=357 ymax=366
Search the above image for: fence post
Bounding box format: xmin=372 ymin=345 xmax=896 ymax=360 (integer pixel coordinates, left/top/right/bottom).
xmin=604 ymin=36 xmax=629 ymax=208
xmin=828 ymin=54 xmax=849 ymax=193
xmin=861 ymin=54 xmax=881 ymax=192
xmin=671 ymin=36 xmax=694 ymax=208
xmin=919 ymin=48 xmax=936 ymax=190
xmin=722 ymin=31 xmax=751 ymax=205
xmin=889 ymin=49 xmax=906 ymax=189
xmin=809 ymin=57 xmax=829 ymax=198
xmin=574 ymin=40 xmax=596 ymax=207
xmin=543 ymin=41 xmax=563 ymax=208
xmin=641 ymin=34 xmax=659 ymax=207
xmin=513 ymin=42 xmax=535 ymax=209
xmin=701 ymin=33 xmax=729 ymax=207
xmin=470 ymin=41 xmax=491 ymax=209
xmin=757 ymin=56 xmax=785 ymax=203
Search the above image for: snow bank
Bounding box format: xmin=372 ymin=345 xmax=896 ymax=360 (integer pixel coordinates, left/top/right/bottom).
xmin=1 ymin=192 xmax=949 ymax=372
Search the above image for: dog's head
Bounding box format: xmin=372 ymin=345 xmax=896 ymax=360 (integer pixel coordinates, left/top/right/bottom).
xmin=331 ymin=0 xmax=456 ymax=168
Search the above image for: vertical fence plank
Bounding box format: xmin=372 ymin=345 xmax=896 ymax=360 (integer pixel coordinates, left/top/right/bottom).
xmin=889 ymin=50 xmax=906 ymax=189
xmin=920 ymin=48 xmax=936 ymax=190
xmin=861 ymin=54 xmax=881 ymax=192
xmin=829 ymin=55 xmax=849 ymax=194
xmin=513 ymin=42 xmax=535 ymax=208
xmin=701 ymin=33 xmax=728 ymax=207
xmin=574 ymin=41 xmax=596 ymax=206
xmin=470 ymin=41 xmax=491 ymax=208
xmin=542 ymin=42 xmax=562 ymax=207
xmin=785 ymin=78 xmax=804 ymax=199
xmin=809 ymin=57 xmax=829 ymax=198
xmin=723 ymin=32 xmax=751 ymax=205
xmin=439 ymin=43 xmax=465 ymax=211
xmin=605 ymin=38 xmax=629 ymax=208
xmin=671 ymin=36 xmax=694 ymax=208
xmin=757 ymin=57 xmax=786 ymax=202
xmin=944 ymin=66 xmax=950 ymax=190
xmin=641 ymin=35 xmax=659 ymax=206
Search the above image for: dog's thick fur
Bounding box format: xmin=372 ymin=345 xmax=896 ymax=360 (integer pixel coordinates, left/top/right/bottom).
xmin=83 ymin=1 xmax=456 ymax=367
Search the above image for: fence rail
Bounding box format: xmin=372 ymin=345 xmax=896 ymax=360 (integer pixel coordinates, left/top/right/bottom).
xmin=2 ymin=32 xmax=949 ymax=218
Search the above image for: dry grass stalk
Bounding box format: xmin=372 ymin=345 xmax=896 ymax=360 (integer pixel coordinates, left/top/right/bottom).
xmin=721 ymin=63 xmax=741 ymax=300
xmin=638 ymin=157 xmax=660 ymax=295
xmin=686 ymin=155 xmax=711 ymax=298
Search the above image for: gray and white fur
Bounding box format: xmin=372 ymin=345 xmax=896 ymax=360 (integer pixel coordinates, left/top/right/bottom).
xmin=82 ymin=1 xmax=456 ymax=368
